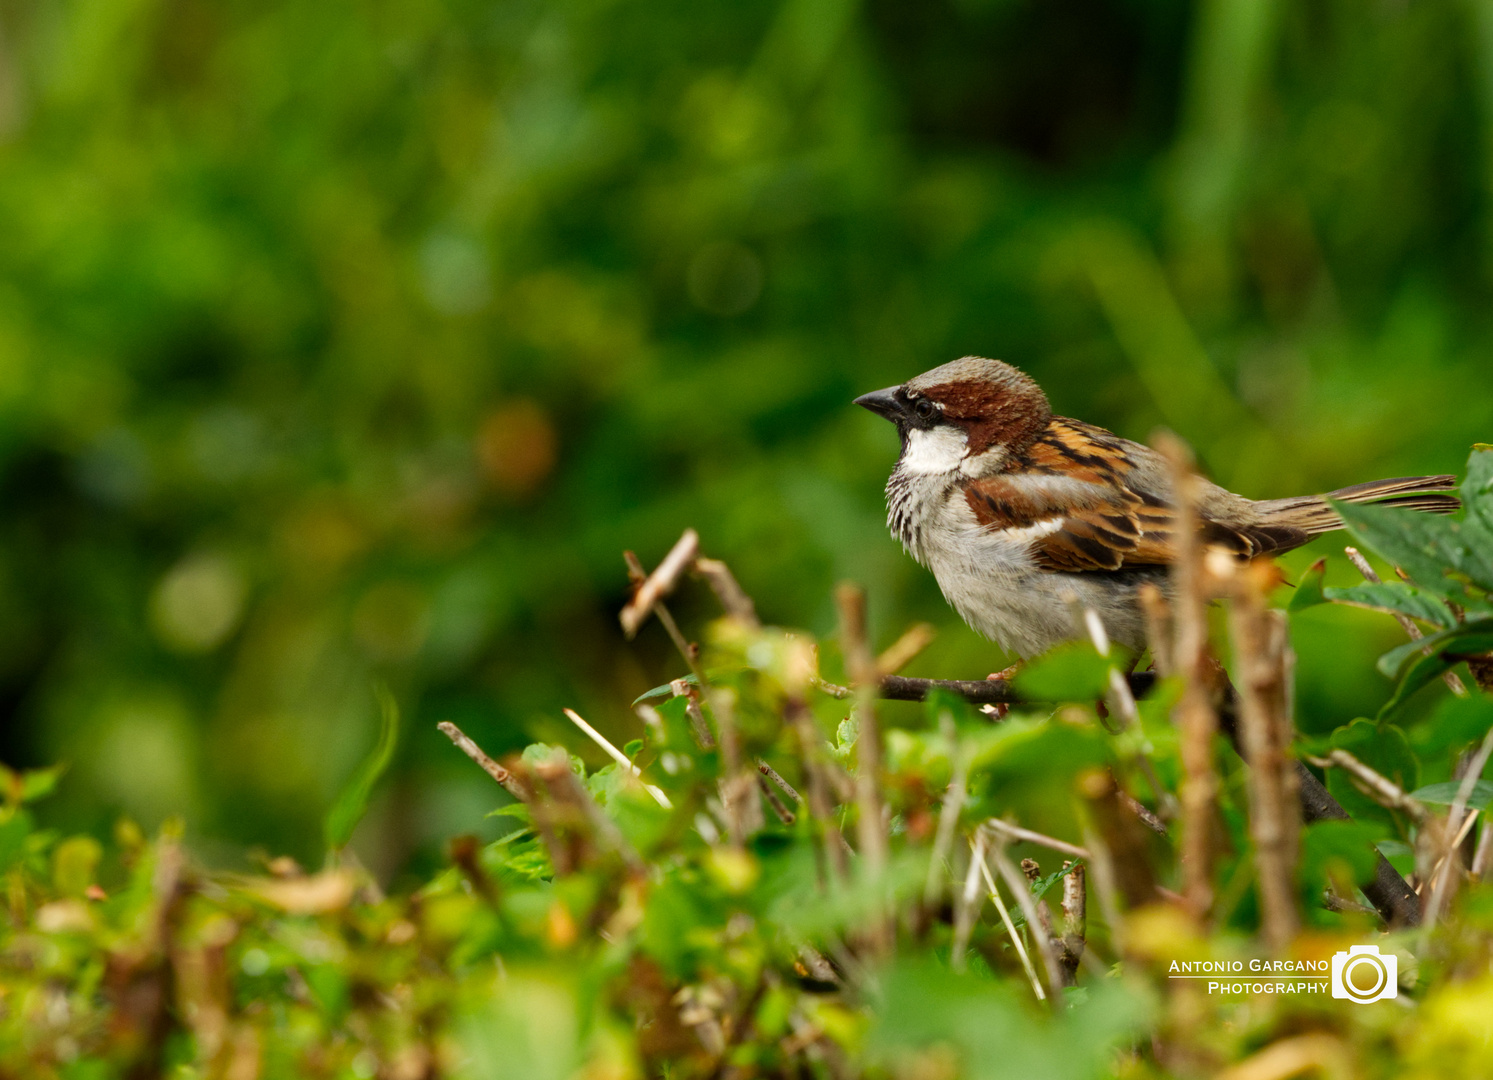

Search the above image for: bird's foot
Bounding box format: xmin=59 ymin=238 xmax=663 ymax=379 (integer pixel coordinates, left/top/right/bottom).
xmin=982 ymin=664 xmax=1022 ymax=721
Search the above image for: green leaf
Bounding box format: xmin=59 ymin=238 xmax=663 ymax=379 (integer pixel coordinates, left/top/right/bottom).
xmin=1461 ymin=446 xmax=1493 ymax=533
xmin=1375 ymin=618 xmax=1493 ymax=680
xmin=1288 ymin=558 xmax=1328 ymax=612
xmin=0 ymin=809 xmax=33 ymax=872
xmin=1331 ymin=498 xmax=1493 ymax=597
xmin=1413 ymin=695 xmax=1493 ymax=757
xmin=323 ymin=684 xmax=401 ymax=851
xmin=632 ymin=674 xmax=697 ymax=706
xmin=1322 ymin=582 xmax=1458 ymax=629
xmin=1301 ymin=819 xmax=1381 ymax=894
xmin=1410 ymin=780 xmax=1493 ymax=810
xmin=1378 ymin=643 xmax=1493 ymax=718
xmin=1013 ymin=641 xmax=1116 ymax=701
xmin=1325 ymin=719 xmax=1418 ymax=830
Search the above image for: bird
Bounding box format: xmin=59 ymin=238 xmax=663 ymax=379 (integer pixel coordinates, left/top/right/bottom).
xmin=855 ymin=356 xmax=1460 ymax=658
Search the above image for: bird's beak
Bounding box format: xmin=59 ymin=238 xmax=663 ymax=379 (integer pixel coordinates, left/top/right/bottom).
xmin=853 ymin=386 xmax=902 ymax=422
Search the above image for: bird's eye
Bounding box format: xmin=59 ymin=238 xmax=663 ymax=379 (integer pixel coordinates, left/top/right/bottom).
xmin=913 ymin=399 xmax=937 ymax=422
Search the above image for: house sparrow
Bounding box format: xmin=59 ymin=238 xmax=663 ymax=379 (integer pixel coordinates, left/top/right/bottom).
xmin=856 ymin=356 xmax=1459 ymax=657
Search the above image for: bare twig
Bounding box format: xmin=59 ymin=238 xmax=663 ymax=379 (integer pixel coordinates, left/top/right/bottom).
xmin=672 ymin=679 xmax=716 ymax=749
xmin=1226 ymin=565 xmax=1300 ymax=952
xmin=757 ymin=759 xmax=801 ymax=804
xmin=990 ymin=844 xmax=1065 ymax=1001
xmin=1058 ymin=861 xmax=1086 ymax=986
xmin=964 ymin=833 xmax=1046 ymax=1002
xmin=1473 ymin=814 xmax=1493 ymax=880
xmin=561 ymin=708 xmax=672 ymax=809
xmin=757 ymin=774 xmax=796 ymax=825
xmin=837 ymin=584 xmax=888 ymax=881
xmin=787 ymin=701 xmax=848 ymax=882
xmin=710 ymin=690 xmax=761 ymax=846
xmin=1425 ymin=724 xmax=1493 ymax=927
xmin=1305 ymin=750 xmax=1429 ymax=825
xmin=1156 ymin=431 xmax=1219 ymax=917
xmin=876 ymin=622 xmax=937 ymax=676
xmin=1345 ymin=546 xmax=1466 ymax=696
xmin=1138 ymin=583 xmax=1172 ymax=676
xmin=625 ymin=550 xmax=707 ymax=688
xmin=621 ymin=529 xmax=700 ymax=638
xmin=925 ymin=725 xmax=968 ymax=907
xmin=952 ymin=831 xmax=985 ymax=973
xmin=693 ymin=557 xmax=760 ymax=629
xmin=437 ymin=721 xmax=530 ymax=802
xmin=981 ymin=818 xmax=1090 ymax=861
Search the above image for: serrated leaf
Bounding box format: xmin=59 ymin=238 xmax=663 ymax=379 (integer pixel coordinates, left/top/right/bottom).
xmin=1331 ymin=498 xmax=1493 ymax=596
xmin=1461 ymin=446 xmax=1493 ymax=533
xmin=1289 ymin=558 xmax=1328 ymax=612
xmin=1410 ymin=780 xmax=1493 ymax=810
xmin=1376 ymin=618 xmax=1493 ymax=679
xmin=324 ymin=685 xmax=400 ymax=851
xmin=1322 ymin=582 xmax=1458 ymax=628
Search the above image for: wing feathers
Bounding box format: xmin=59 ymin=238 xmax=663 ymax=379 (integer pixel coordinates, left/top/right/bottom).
xmin=962 ymin=422 xmax=1462 ymax=575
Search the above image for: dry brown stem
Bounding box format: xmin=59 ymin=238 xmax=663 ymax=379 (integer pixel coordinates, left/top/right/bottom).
xmin=981 ymin=818 xmax=1090 ymax=861
xmin=621 ymin=529 xmax=700 ymax=638
xmin=787 ymin=701 xmax=848 ymax=882
xmin=1058 ymin=861 xmax=1086 ymax=986
xmin=836 ymin=583 xmax=888 ymax=880
xmin=694 ymin=557 xmax=760 ymax=629
xmin=875 ymin=623 xmax=936 ymax=676
xmin=437 ymin=721 xmax=530 ymax=802
xmin=1304 ymin=749 xmax=1429 ymax=825
xmin=1226 ymin=565 xmax=1300 ymax=952
xmin=990 ymin=844 xmax=1065 ymax=1001
xmin=1155 ymin=431 xmax=1220 ymax=918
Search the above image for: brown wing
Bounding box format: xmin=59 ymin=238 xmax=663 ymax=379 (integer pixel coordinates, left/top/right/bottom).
xmin=964 ymin=419 xmax=1306 ymax=574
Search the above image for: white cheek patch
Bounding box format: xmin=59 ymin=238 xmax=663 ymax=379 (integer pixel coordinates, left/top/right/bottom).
xmin=899 ymin=425 xmax=968 ymax=475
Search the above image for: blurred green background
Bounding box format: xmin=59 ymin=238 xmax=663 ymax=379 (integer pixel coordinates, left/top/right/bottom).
xmin=1 ymin=0 xmax=1489 ymax=877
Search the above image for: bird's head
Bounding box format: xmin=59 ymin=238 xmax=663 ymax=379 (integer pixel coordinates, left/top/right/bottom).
xmin=854 ymin=356 xmax=1051 ymax=474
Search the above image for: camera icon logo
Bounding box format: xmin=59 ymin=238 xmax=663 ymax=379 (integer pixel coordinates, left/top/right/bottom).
xmin=1330 ymin=944 xmax=1398 ymax=1003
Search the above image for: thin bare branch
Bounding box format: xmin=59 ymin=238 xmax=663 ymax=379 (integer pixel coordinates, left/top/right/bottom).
xmin=981 ymin=818 xmax=1090 ymax=861
xmin=973 ymin=843 xmax=1046 ymax=1002
xmin=1226 ymin=567 xmax=1300 ymax=952
xmin=757 ymin=774 xmax=796 ymax=825
xmin=1425 ymin=724 xmax=1493 ymax=927
xmin=925 ymin=720 xmax=968 ymax=907
xmin=672 ymin=679 xmax=716 ymax=749
xmin=876 ymin=622 xmax=937 ymax=676
xmin=838 ymin=583 xmax=888 ymax=881
xmin=693 ymin=556 xmax=760 ymax=629
xmin=1305 ymin=750 xmax=1429 ymax=825
xmin=437 ymin=721 xmax=530 ymax=802
xmin=989 ymin=843 xmax=1065 ymax=1002
xmin=561 ymin=708 xmax=672 ymax=809
xmin=1156 ymin=431 xmax=1220 ymax=918
xmin=756 ymin=759 xmax=801 ymax=805
xmin=1058 ymin=861 xmax=1086 ymax=986
xmin=625 ymin=550 xmax=707 ymax=689
xmin=1345 ymin=546 xmax=1466 ymax=696
xmin=621 ymin=529 xmax=700 ymax=638
xmin=952 ymin=831 xmax=985 ymax=973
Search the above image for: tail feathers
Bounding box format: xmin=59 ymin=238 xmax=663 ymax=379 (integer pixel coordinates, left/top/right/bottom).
xmin=1255 ymin=475 xmax=1461 ymax=537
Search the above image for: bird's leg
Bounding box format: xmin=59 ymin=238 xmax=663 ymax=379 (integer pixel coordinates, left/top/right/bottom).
xmin=983 ymin=662 xmax=1023 ymax=720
